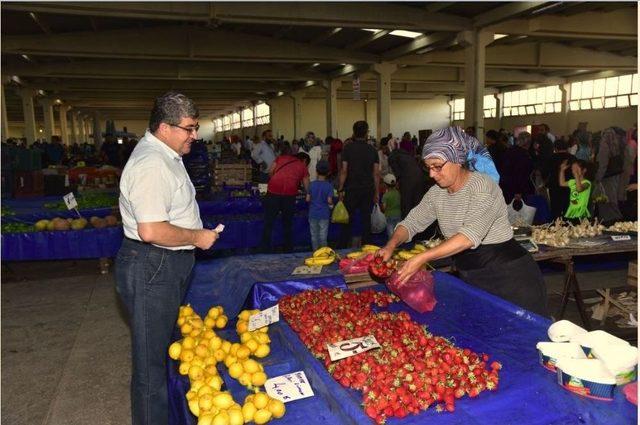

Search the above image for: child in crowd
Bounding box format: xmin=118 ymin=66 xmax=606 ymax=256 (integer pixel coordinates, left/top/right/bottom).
xmin=306 ymin=160 xmax=334 ymax=250
xmin=559 ymin=159 xmax=592 ymax=222
xmin=381 ymin=173 xmax=401 ymax=238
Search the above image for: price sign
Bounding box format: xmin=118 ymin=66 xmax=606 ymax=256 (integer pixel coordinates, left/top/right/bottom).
xmin=63 ymin=192 xmax=78 ymax=210
xmin=327 ymin=335 xmax=380 ymax=361
xmin=265 ymin=371 xmax=314 ymax=403
xmin=248 ymin=304 xmax=279 ymax=331
xmin=258 ymin=183 xmax=268 ymax=195
xmin=291 ymin=265 xmax=322 ymax=275
xmin=214 ymin=224 xmax=225 ymax=233
xmin=612 ymin=235 xmax=631 ymax=241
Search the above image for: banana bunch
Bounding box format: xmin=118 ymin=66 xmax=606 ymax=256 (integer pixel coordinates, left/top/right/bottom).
xmin=393 ymin=243 xmax=427 ymax=260
xmin=345 ymin=244 xmax=380 ymax=259
xmin=304 ymin=246 xmax=337 ymax=266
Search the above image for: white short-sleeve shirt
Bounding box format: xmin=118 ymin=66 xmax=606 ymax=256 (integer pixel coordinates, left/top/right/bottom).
xmin=119 ymin=131 xmax=203 ymax=250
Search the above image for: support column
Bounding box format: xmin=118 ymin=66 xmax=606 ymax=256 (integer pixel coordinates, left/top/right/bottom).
xmin=92 ymin=111 xmax=102 ymax=148
xmin=58 ymin=105 xmax=71 ymax=146
xmin=561 ymin=83 xmax=571 ymax=137
xmin=238 ymin=107 xmax=245 ymax=140
xmin=19 ymin=88 xmax=38 ymax=145
xmin=372 ymin=63 xmax=397 ymax=141
xmin=495 ymin=93 xmax=503 ymax=130
xmin=1 ymin=84 xmax=9 ymax=142
xmin=70 ymin=110 xmax=79 ymax=143
xmin=39 ymin=98 xmax=55 ymax=143
xmin=322 ymin=79 xmax=339 ymax=139
xmin=83 ymin=116 xmax=91 ymax=143
xmin=458 ymin=30 xmax=492 ymax=143
xmin=290 ymin=91 xmax=304 ymax=141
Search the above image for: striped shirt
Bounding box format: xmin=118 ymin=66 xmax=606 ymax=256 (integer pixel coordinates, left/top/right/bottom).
xmin=398 ymin=172 xmax=513 ymax=249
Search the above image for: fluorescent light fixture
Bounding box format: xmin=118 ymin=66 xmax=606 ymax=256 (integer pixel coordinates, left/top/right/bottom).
xmin=21 ymin=54 xmax=31 ymax=61
xmin=390 ymin=30 xmax=422 ymax=38
xmin=55 ymin=99 xmax=62 ymax=104
xmin=277 ymin=91 xmax=284 ymax=97
xmin=311 ymin=63 xmax=320 ymax=67
xmin=493 ymin=34 xmax=508 ymax=40
xmin=363 ymin=28 xmax=382 ymax=33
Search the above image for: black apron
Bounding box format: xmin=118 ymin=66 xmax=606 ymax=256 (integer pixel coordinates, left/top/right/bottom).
xmin=454 ymin=239 xmax=549 ymax=317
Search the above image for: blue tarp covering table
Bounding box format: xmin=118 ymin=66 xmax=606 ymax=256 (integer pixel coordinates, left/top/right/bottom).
xmin=168 ymin=255 xmax=636 ymax=425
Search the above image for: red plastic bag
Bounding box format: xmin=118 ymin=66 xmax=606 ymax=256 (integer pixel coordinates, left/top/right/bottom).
xmin=623 ymin=382 xmax=637 ymax=405
xmin=339 ymin=254 xmax=374 ymax=275
xmin=387 ymin=269 xmax=437 ymax=313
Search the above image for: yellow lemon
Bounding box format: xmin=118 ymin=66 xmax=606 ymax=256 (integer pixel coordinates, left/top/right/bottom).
xmin=241 ymin=402 xmax=257 ymax=423
xmin=181 ymin=323 xmax=193 ymax=335
xmin=254 ymin=409 xmax=272 ymax=425
xmin=255 ymin=333 xmax=271 ymax=344
xmin=267 ymin=399 xmax=285 ymax=418
xmin=197 ymin=385 xmax=214 ymax=397
xmin=238 ymin=310 xmax=251 ymax=321
xmin=195 ymin=344 xmax=209 ymax=359
xmin=182 ymin=305 xmax=194 ymax=316
xmin=238 ymin=372 xmax=252 ymax=387
xmin=253 ymin=392 xmax=269 ymax=410
xmin=179 ymin=362 xmax=191 ymax=375
xmin=189 ymin=365 xmax=205 ymax=382
xmin=236 ymin=321 xmax=248 ymax=334
xmin=186 ymin=390 xmax=198 ymax=401
xmin=190 ymin=328 xmax=202 ymax=338
xmin=230 ymin=343 xmax=240 ymax=356
xmin=224 ymin=355 xmax=237 ymax=369
xmin=197 ymin=412 xmax=215 ymax=425
xmin=254 ymin=344 xmax=270 ymax=358
xmin=177 ymin=316 xmax=186 ymax=327
xmin=210 ymin=337 xmax=223 ymax=350
xmin=188 ymin=399 xmax=200 ymax=416
xmin=244 ymin=394 xmax=255 ymax=404
xmin=251 ymin=371 xmax=267 ymax=387
xmin=191 ymin=357 xmax=205 ymax=369
xmin=245 ymin=339 xmax=259 ymax=353
xmin=199 ymin=393 xmax=214 ymax=411
xmin=212 ymin=410 xmax=229 ymax=425
xmin=215 ymin=316 xmax=228 ymax=329
xmin=182 ymin=336 xmax=196 ymax=350
xmin=207 ymin=307 xmax=220 ymax=319
xmin=191 ymin=318 xmax=204 ymax=329
xmin=212 ymin=392 xmax=234 ymax=410
xmin=204 ymin=356 xmax=217 ymax=367
xmin=236 ymin=345 xmax=251 ymax=360
xmin=205 ymin=365 xmax=218 ymax=377
xmin=228 ymin=408 xmax=244 ymax=425
xmin=206 ymin=375 xmax=223 ymax=391
xmin=202 ymin=329 xmax=216 ymax=339
xmin=242 ymin=359 xmax=260 ymax=374
xmin=168 ymin=342 xmax=182 ymax=360
xmin=240 ymin=333 xmax=253 ymax=344
xmin=204 ymin=317 xmax=216 ymax=329
xmin=221 ymin=340 xmax=232 ymax=354
xmin=213 ymin=349 xmax=226 ymax=362
xmin=228 ymin=362 xmax=244 ymax=379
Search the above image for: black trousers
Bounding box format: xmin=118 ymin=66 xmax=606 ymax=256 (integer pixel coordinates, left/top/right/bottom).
xmin=260 ymin=193 xmax=296 ymax=253
xmin=548 ymin=186 xmax=569 ymax=220
xmin=339 ymin=187 xmax=374 ymax=248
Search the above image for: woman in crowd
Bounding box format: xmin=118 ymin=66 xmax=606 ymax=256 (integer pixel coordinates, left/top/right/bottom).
xmin=379 ymin=127 xmax=548 ymax=316
xmin=499 ymin=132 xmax=535 ymax=204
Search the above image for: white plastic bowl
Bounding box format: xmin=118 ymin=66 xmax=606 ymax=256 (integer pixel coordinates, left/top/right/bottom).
xmin=591 ymin=344 xmax=639 ymax=385
xmin=556 ymin=358 xmax=617 ymax=401
xmin=570 ymin=330 xmax=630 ymax=357
xmin=547 ymin=320 xmax=587 ymax=343
xmin=536 ymin=342 xmax=587 ymax=372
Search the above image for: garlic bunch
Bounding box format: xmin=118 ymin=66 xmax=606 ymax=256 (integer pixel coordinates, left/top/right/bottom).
xmin=607 ymin=221 xmax=638 ymax=233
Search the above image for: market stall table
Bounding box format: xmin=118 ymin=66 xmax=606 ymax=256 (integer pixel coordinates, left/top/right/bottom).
xmin=168 ymin=254 xmax=636 ymax=425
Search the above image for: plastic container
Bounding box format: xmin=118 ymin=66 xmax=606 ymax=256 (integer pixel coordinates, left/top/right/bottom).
xmin=591 ymin=344 xmax=639 ymax=385
xmin=570 ymin=330 xmax=630 ymax=357
xmin=556 ymin=358 xmax=617 ymax=401
xmin=536 ymin=342 xmax=586 ymax=372
xmin=547 ymin=320 xmax=587 ymax=343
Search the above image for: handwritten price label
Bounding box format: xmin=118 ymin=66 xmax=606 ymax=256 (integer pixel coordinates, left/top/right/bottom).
xmin=265 ymin=371 xmax=314 ymax=403
xmin=63 ymin=192 xmax=78 ymax=210
xmin=292 ymin=265 xmax=322 ymax=275
xmin=248 ymin=304 xmax=279 ymax=331
xmin=611 ymin=235 xmax=631 ymax=241
xmin=327 ymin=335 xmax=381 ymax=361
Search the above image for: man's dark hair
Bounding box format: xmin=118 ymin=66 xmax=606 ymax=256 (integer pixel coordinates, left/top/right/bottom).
xmin=149 ymin=92 xmax=199 ymax=133
xmin=353 ymin=120 xmax=369 ymax=139
xmin=485 ymin=130 xmax=499 ymax=142
xmin=280 ymin=143 xmax=292 ymax=155
xmin=554 ymin=138 xmax=569 ymax=151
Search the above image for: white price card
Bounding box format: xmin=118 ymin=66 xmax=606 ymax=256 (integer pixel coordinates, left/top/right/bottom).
xmin=258 ymin=183 xmax=268 ymax=194
xmin=214 ymin=224 xmax=225 ymax=233
xmin=265 ymin=371 xmax=314 ymax=403
xmin=327 ymin=335 xmax=381 ymax=361
xmin=611 ymin=235 xmax=631 ymax=241
xmin=248 ymin=304 xmax=279 ymax=331
xmin=291 ymin=265 xmax=322 ymax=275
xmin=63 ymin=192 xmax=78 ymax=210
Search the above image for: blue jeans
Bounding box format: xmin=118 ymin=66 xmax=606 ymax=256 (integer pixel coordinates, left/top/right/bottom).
xmin=386 ymin=217 xmax=401 ymax=239
xmin=115 ymin=238 xmax=195 ymax=425
xmin=309 ymin=218 xmax=329 ymax=250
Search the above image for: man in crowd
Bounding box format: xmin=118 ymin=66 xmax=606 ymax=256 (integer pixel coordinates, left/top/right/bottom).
xmin=338 ymin=120 xmax=380 ymax=247
xmin=251 ymin=130 xmax=276 ymax=182
xmin=116 ymin=92 xmax=219 ymax=425
xmin=548 ymin=139 xmax=575 ymax=219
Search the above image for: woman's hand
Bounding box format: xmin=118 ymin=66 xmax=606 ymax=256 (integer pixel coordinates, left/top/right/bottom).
xmin=560 ymin=160 xmax=569 ymax=172
xmin=396 ymin=253 xmax=428 ymax=286
xmin=376 ymin=245 xmax=395 ymax=262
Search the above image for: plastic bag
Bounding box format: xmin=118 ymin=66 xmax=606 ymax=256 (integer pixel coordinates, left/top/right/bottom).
xmin=387 ymin=269 xmax=437 ymax=313
xmin=331 ymin=201 xmax=349 ymax=224
xmin=370 ymin=204 xmax=386 ymax=234
xmin=338 ymin=253 xmax=374 ymax=275
xmin=507 ymin=199 xmax=537 ymax=226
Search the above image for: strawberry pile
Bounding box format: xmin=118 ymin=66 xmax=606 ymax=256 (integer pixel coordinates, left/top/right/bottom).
xmin=279 ymin=288 xmax=501 ymax=424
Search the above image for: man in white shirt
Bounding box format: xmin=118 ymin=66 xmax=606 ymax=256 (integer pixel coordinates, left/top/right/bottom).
xmin=251 ymin=131 xmax=276 ymax=182
xmin=116 ymin=92 xmax=219 ymax=425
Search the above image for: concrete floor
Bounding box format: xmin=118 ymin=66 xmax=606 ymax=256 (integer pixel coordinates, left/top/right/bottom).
xmin=1 ymin=259 xmax=637 ymax=425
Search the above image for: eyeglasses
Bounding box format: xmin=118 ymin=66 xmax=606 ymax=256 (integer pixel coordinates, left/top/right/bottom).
xmin=425 ymin=161 xmax=448 ymax=172
xmin=170 ymin=124 xmax=200 ymax=133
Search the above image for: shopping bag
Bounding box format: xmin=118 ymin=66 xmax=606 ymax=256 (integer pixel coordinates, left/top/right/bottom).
xmin=331 ymin=200 xmax=349 ymax=224
xmin=370 ymin=204 xmax=387 ymax=234
xmin=507 ymin=199 xmax=537 ymax=226
xmin=387 ymin=269 xmax=437 ymax=313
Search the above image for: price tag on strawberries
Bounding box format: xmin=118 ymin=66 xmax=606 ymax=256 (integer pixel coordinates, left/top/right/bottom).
xmin=248 ymin=304 xmax=280 ymax=331
xmin=265 ymin=371 xmax=315 ymax=403
xmin=327 ymin=335 xmax=381 ymax=361
xmin=368 ymin=256 xmax=397 ymax=281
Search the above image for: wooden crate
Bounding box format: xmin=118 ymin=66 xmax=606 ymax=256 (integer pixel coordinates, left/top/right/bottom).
xmin=628 ymin=260 xmax=637 ymax=287
xmin=213 ymin=163 xmax=252 ymax=186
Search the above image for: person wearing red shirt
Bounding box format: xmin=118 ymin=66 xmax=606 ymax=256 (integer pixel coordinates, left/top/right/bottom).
xmin=328 ymin=136 xmax=343 ymax=179
xmin=260 ymin=144 xmax=310 ymax=252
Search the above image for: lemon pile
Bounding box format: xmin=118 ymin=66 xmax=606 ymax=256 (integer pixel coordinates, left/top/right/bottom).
xmin=303 ymin=247 xmax=337 ymax=266
xmin=168 ymin=305 xmax=285 ymax=425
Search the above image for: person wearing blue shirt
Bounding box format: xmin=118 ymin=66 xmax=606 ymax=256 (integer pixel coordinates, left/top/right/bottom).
xmin=306 ymin=160 xmax=334 ymax=250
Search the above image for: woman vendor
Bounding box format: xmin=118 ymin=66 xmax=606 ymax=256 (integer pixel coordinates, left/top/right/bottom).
xmin=378 ymin=127 xmax=548 ymax=317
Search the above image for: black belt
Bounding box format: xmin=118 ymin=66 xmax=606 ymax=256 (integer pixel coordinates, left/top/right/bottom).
xmin=124 ymin=237 xmax=194 ymax=253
